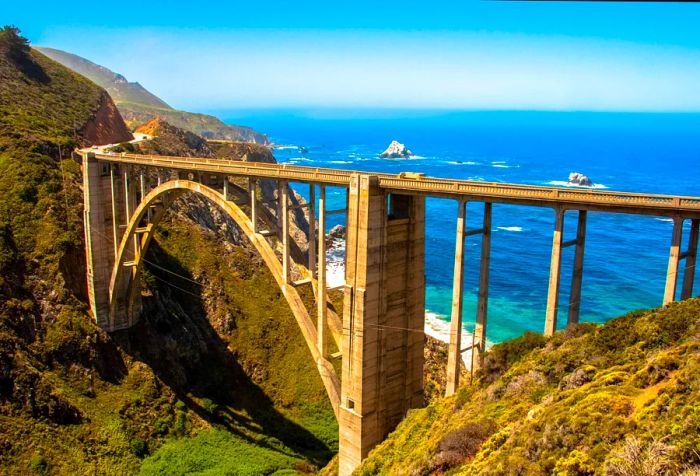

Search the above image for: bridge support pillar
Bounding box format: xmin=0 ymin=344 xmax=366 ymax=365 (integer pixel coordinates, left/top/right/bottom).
xmin=682 ymin=219 xmax=699 ymax=300
xmin=338 ymin=175 xmax=425 ymax=476
xmin=545 ymin=207 xmax=565 ymax=336
xmin=567 ymin=210 xmax=587 ymax=326
xmin=446 ymin=200 xmax=466 ymax=396
xmin=664 ymin=216 xmax=684 ymax=305
xmin=317 ymin=185 xmax=328 ymax=358
xmin=83 ymin=153 xmax=117 ymax=328
xmin=472 ymin=202 xmax=492 ymax=372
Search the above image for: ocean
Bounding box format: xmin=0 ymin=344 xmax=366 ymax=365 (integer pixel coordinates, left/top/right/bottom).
xmin=219 ymin=110 xmax=700 ymax=349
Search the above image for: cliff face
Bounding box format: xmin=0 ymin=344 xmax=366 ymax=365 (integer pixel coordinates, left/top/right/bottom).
xmin=81 ymin=90 xmax=132 ymax=146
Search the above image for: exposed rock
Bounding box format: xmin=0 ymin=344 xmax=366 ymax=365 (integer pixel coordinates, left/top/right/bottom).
xmin=568 ymin=172 xmax=593 ymax=187
xmin=380 ymin=140 xmax=413 ymax=158
xmin=135 ymin=117 xmax=212 ymax=157
xmin=328 ymin=225 xmax=346 ymax=240
xmin=80 ymin=90 xmax=132 ymax=146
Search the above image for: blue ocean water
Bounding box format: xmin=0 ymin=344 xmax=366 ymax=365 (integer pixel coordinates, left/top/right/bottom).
xmin=220 ymin=110 xmax=700 ymax=344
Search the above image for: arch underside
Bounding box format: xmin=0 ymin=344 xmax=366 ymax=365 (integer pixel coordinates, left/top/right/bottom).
xmin=109 ymin=179 xmax=341 ymax=417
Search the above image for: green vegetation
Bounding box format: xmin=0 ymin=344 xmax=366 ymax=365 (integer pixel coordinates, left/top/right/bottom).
xmin=36 ymin=47 xmax=269 ymax=144
xmin=0 ymin=28 xmax=335 ymax=474
xmin=357 ymin=300 xmax=700 ymax=475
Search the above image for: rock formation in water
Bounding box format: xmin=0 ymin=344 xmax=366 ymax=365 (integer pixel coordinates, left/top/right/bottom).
xmin=568 ymin=172 xmax=593 ymax=187
xmin=380 ymin=140 xmax=413 ymax=158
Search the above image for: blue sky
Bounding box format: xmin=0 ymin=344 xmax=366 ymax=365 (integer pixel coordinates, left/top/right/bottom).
xmin=4 ymin=0 xmax=700 ymax=112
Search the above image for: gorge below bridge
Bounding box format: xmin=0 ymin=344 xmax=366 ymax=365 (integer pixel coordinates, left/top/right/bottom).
xmin=80 ymin=150 xmax=700 ymax=475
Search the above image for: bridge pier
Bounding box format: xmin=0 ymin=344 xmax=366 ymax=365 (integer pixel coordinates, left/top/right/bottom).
xmin=664 ymin=217 xmax=699 ymax=304
xmin=545 ymin=209 xmax=588 ymax=336
xmin=682 ymin=219 xmax=699 ymax=300
xmin=317 ymin=185 xmax=328 ymax=358
xmin=83 ymin=153 xmax=117 ymax=328
xmin=473 ymin=202 xmax=492 ymax=371
xmin=446 ymin=201 xmax=492 ymax=395
xmin=446 ymin=200 xmax=466 ymax=397
xmin=338 ymin=175 xmax=425 ymax=476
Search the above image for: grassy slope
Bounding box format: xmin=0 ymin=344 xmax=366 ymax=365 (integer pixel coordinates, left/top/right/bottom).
xmin=357 ymin=300 xmax=700 ymax=475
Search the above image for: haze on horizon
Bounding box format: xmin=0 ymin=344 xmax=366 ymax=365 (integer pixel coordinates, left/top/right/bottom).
xmin=4 ymin=0 xmax=700 ymax=113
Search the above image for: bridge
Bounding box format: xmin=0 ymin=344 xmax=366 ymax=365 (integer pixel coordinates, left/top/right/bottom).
xmin=79 ymin=151 xmax=700 ymax=475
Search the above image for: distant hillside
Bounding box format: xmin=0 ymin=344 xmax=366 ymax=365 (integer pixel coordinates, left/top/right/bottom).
xmin=35 ymin=46 xmax=171 ymax=109
xmin=36 ymin=46 xmax=269 ymax=144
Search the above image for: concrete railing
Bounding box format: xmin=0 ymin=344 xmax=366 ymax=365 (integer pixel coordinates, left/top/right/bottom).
xmin=92 ymin=152 xmax=700 ymax=215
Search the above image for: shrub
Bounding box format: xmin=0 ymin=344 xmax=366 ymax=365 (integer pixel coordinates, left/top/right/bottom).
xmin=28 ymin=453 xmax=48 ymax=475
xmin=605 ymin=436 xmax=679 ymax=476
xmin=129 ymin=438 xmax=148 ymax=458
xmin=430 ymin=419 xmax=497 ymax=471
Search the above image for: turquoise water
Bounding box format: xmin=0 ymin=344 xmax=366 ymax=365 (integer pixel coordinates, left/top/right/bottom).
xmin=219 ymin=110 xmax=700 ymax=343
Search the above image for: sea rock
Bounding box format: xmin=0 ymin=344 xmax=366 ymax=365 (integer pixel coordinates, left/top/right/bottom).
xmin=328 ymin=224 xmax=346 ymax=240
xmin=380 ymin=140 xmax=413 ymax=158
xmin=325 ymin=224 xmax=346 ymax=249
xmin=568 ymin=172 xmax=593 ymax=187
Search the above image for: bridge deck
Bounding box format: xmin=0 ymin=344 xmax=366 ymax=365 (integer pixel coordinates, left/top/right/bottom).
xmin=92 ymin=152 xmax=700 ymax=217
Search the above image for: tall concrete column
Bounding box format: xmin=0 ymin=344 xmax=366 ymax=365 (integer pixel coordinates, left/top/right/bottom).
xmin=82 ymin=153 xmax=115 ymax=328
xmin=249 ymin=177 xmax=257 ymax=233
xmin=545 ymin=207 xmax=565 ymax=336
xmin=446 ymin=200 xmax=466 ymax=396
xmin=681 ymin=218 xmax=699 ymax=300
xmin=472 ymin=202 xmax=492 ymax=372
xmin=109 ymin=164 xmax=120 ymax=260
xmin=567 ymin=210 xmax=587 ymax=326
xmin=317 ymin=185 xmax=328 ymax=358
xmin=338 ymin=176 xmax=425 ymax=476
xmin=664 ymin=216 xmax=684 ymax=305
xmin=309 ymin=184 xmax=317 ymax=276
xmin=281 ymin=181 xmax=290 ymax=284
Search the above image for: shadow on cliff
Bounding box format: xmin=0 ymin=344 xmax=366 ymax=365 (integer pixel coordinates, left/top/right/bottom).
xmin=111 ymin=240 xmax=332 ymax=465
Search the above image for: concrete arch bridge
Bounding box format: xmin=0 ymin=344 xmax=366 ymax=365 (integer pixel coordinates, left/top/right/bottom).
xmin=80 ymin=151 xmax=700 ymax=475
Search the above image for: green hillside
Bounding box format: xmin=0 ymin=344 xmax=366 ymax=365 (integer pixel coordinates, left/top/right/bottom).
xmin=0 ymin=27 xmax=333 ymax=474
xmin=356 ymin=300 xmax=700 ymax=475
xmin=36 ymin=46 xmax=269 ymax=144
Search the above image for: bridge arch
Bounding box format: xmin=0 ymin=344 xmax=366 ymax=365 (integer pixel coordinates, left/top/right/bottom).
xmin=108 ymin=179 xmax=340 ymax=415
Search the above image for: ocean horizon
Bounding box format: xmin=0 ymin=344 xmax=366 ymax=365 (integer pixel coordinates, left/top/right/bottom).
xmin=219 ymin=109 xmax=700 ymax=356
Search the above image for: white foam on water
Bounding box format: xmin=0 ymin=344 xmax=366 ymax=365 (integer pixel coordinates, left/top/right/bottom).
xmin=497 ymin=226 xmax=524 ymax=232
xmin=655 ymin=217 xmax=674 ymax=223
xmin=326 ymin=237 xmax=346 ymax=289
xmin=547 ymin=180 xmax=609 ymax=189
xmin=492 ymin=164 xmax=520 ymax=169
xmin=329 ymin=160 xmax=352 ymax=164
xmin=425 ymin=311 xmax=475 ymax=370
xmin=446 ymin=160 xmax=479 ymax=166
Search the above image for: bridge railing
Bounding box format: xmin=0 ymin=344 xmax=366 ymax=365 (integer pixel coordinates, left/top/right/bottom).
xmin=91 ymin=152 xmax=700 ymax=214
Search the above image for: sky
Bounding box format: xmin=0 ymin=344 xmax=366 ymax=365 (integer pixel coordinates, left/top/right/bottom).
xmin=3 ymin=0 xmax=700 ymax=112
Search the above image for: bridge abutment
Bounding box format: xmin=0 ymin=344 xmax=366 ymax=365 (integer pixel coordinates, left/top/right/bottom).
xmin=339 ymin=174 xmax=425 ymax=476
